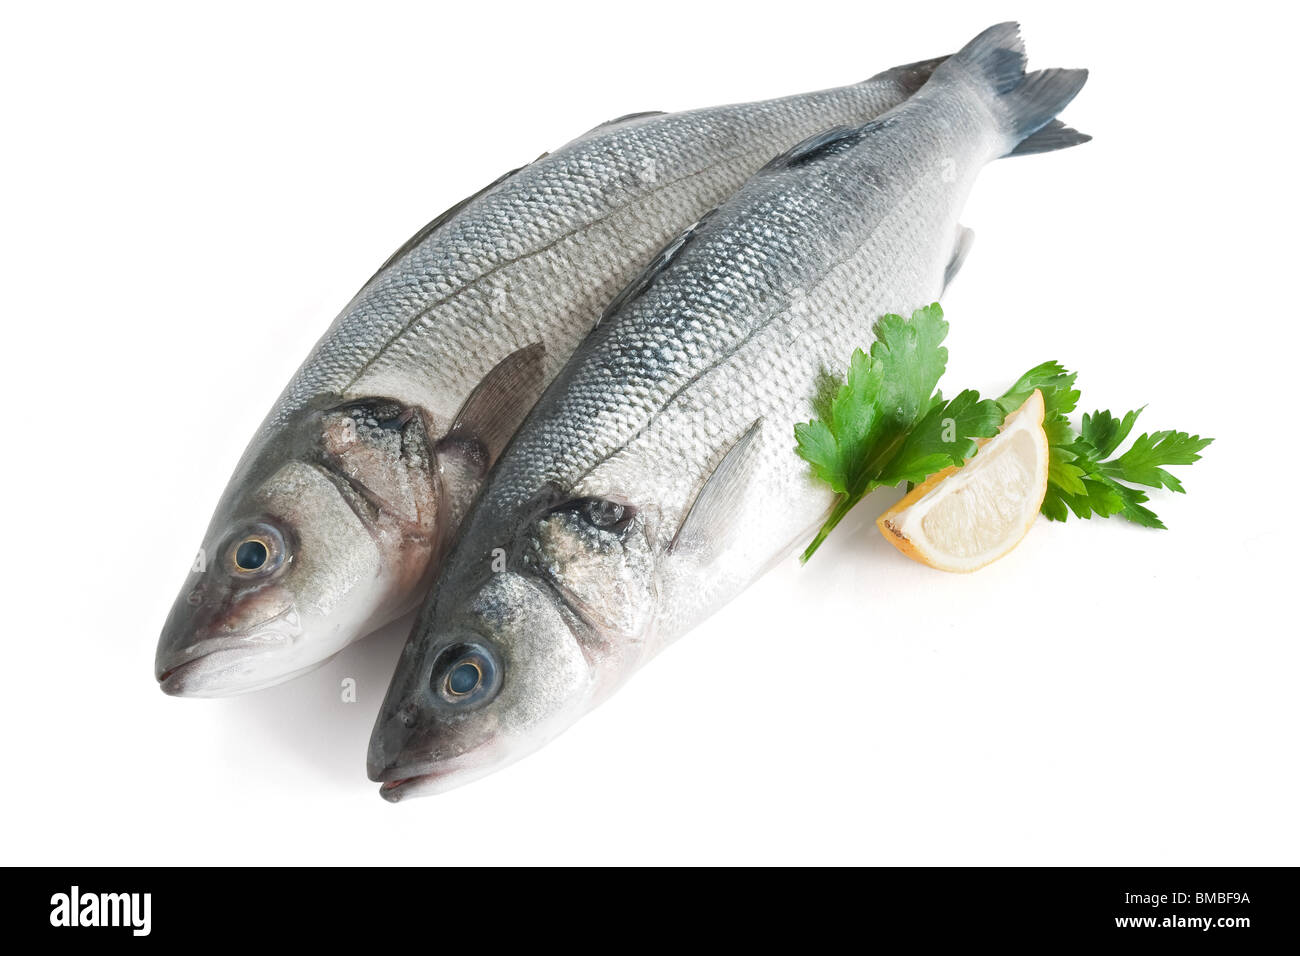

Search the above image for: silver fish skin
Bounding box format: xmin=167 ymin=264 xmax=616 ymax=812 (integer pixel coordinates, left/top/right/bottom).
xmin=368 ymin=23 xmax=1088 ymax=799
xmin=154 ymin=57 xmax=946 ymax=696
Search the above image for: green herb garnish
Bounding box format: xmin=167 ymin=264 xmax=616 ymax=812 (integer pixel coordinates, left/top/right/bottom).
xmin=794 ymin=304 xmax=1211 ymax=561
xmin=1001 ymin=362 xmax=1213 ymax=527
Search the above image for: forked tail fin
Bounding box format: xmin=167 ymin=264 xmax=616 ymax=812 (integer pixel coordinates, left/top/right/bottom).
xmin=945 ymin=21 xmax=1090 ymax=157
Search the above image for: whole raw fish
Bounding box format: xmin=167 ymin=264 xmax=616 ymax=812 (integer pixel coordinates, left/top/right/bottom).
xmin=368 ymin=23 xmax=1088 ymax=799
xmin=155 ymin=56 xmax=946 ymax=695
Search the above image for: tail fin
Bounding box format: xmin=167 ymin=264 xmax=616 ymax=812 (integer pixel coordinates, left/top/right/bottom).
xmin=1009 ymin=119 xmax=1091 ymax=157
xmin=947 ymin=22 xmax=1089 ymax=156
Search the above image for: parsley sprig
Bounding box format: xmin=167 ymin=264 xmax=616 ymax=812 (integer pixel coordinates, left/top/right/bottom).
xmin=794 ymin=305 xmax=1002 ymax=560
xmin=794 ymin=305 xmax=1211 ymax=562
xmin=994 ymin=361 xmax=1212 ymax=528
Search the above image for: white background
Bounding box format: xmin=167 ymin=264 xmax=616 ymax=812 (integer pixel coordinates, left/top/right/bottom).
xmin=3 ymin=2 xmax=1296 ymax=865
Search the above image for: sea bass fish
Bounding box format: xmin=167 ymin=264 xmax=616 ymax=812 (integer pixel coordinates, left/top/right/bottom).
xmin=368 ymin=23 xmax=1089 ymax=799
xmin=154 ymin=57 xmax=948 ymax=696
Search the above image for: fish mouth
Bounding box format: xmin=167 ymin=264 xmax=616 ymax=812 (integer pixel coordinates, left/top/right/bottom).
xmin=375 ymin=757 xmax=504 ymax=802
xmin=378 ymin=773 xmax=444 ymax=803
xmin=156 ymin=608 xmax=306 ymax=696
xmin=157 ymin=643 xmax=305 ymax=696
xmin=369 ymin=735 xmax=510 ymax=803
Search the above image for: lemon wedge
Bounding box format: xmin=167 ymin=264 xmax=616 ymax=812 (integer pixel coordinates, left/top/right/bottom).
xmin=877 ymin=390 xmax=1049 ymax=572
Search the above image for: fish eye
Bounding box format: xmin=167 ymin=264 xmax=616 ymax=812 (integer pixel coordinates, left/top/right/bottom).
xmin=580 ymin=498 xmax=635 ymax=533
xmin=433 ymin=643 xmax=500 ymax=707
xmin=235 ymin=539 xmax=268 ymax=571
xmin=448 ymin=661 xmax=482 ymax=695
xmin=226 ymin=522 xmax=286 ymax=577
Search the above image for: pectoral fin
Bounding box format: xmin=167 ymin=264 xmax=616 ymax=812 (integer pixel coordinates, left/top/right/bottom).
xmin=440 ymin=342 xmax=547 ymax=468
xmin=944 ymin=225 xmax=975 ymax=292
xmin=669 ymin=419 xmax=764 ymax=558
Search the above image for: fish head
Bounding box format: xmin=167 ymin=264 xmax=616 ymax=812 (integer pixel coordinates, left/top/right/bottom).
xmin=156 ymin=399 xmax=444 ymax=696
xmin=369 ymin=487 xmax=662 ymax=800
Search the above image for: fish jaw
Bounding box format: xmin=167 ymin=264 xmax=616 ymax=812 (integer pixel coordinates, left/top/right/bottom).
xmin=376 ymin=745 xmax=516 ymax=802
xmin=155 ymin=584 xmax=307 ymax=696
xmin=372 ymin=720 xmax=578 ymax=802
xmin=154 ymin=554 xmax=406 ymax=696
xmin=367 ymin=572 xmax=596 ymax=799
xmin=159 ymin=645 xmax=317 ymax=697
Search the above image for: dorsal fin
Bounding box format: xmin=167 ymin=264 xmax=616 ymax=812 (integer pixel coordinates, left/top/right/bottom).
xmin=761 ymin=117 xmax=899 ymax=173
xmin=354 ymin=157 xmax=545 ymax=295
xmin=589 ymin=110 xmax=667 ymax=132
xmin=870 ymin=55 xmax=948 ymax=95
xmin=598 ymin=209 xmax=716 ymax=323
xmin=669 ymin=419 xmax=764 ymax=558
xmin=762 ymin=125 xmax=857 ymax=171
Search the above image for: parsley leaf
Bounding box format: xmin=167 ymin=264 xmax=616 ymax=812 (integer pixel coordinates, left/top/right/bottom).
xmin=997 ymin=360 xmax=1079 ymax=419
xmin=1079 ymin=407 xmax=1141 ymax=459
xmin=794 ymin=304 xmax=1001 ymax=561
xmin=1101 ymin=428 xmax=1211 ymax=493
xmin=880 ymin=389 xmax=1005 ymax=487
xmin=998 ymin=367 xmax=1212 ymax=529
